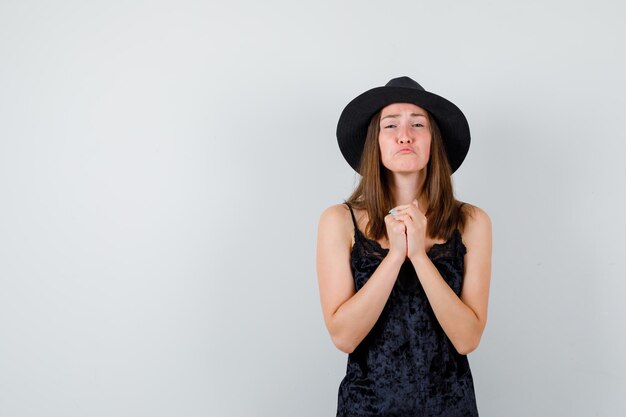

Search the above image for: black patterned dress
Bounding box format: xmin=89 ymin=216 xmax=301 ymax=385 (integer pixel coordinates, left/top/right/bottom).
xmin=337 ymin=202 xmax=479 ymax=417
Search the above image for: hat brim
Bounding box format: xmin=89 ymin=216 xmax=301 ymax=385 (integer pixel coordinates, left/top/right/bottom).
xmin=336 ymin=86 xmax=470 ymax=174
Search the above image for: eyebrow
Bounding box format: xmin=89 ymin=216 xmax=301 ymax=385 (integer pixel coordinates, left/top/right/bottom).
xmin=381 ymin=113 xmax=427 ymax=120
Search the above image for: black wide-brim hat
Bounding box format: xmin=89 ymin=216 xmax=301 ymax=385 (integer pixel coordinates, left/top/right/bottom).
xmin=336 ymin=76 xmax=470 ymax=174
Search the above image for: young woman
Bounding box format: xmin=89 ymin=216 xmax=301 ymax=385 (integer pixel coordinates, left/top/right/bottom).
xmin=316 ymin=76 xmax=492 ymax=416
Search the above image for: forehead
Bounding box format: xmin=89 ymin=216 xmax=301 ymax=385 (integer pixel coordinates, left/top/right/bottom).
xmin=380 ymin=102 xmax=426 ymax=116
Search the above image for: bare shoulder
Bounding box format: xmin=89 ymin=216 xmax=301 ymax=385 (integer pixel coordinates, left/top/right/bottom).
xmin=460 ymin=203 xmax=492 ymax=250
xmin=317 ymin=203 xmax=352 ymax=248
xmin=461 ymin=202 xmax=491 ymax=224
xmin=319 ymin=203 xmax=351 ymax=221
xmin=318 ymin=203 xmax=352 ymax=230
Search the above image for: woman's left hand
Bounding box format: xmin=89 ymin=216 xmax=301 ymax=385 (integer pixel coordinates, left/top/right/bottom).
xmin=391 ymin=199 xmax=428 ymax=261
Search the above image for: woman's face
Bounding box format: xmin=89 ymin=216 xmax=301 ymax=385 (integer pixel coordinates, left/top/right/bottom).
xmin=378 ymin=102 xmax=432 ymax=174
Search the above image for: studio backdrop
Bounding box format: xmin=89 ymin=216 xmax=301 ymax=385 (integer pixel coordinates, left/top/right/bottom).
xmin=0 ymin=1 xmax=624 ymax=416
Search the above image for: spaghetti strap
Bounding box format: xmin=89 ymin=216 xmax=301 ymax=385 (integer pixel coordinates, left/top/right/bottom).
xmin=344 ymin=202 xmax=358 ymax=229
xmin=343 ymin=202 xmax=363 ymax=246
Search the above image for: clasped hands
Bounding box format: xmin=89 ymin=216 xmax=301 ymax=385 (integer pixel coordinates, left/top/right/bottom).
xmin=386 ymin=199 xmax=429 ymax=262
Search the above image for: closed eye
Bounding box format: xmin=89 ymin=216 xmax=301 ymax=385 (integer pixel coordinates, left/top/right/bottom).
xmin=412 ymin=123 xmax=424 ymax=127
xmin=384 ymin=124 xmax=397 ymax=129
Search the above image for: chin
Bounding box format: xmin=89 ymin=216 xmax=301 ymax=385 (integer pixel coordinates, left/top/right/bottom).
xmin=391 ymin=164 xmax=426 ymax=173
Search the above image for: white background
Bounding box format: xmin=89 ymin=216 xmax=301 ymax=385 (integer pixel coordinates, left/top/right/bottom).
xmin=1 ymin=1 xmax=625 ymax=416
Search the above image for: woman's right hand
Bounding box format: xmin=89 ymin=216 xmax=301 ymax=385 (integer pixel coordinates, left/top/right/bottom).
xmin=384 ymin=212 xmax=407 ymax=261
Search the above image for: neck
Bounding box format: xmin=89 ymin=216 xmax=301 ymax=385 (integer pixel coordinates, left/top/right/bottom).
xmin=387 ymin=170 xmax=428 ymax=212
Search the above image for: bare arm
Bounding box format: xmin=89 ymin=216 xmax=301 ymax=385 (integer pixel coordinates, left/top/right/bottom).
xmin=316 ymin=205 xmax=405 ymax=354
xmin=409 ymin=205 xmax=492 ymax=355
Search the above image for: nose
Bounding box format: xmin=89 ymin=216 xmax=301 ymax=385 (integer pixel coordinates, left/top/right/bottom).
xmin=397 ymin=124 xmax=413 ymax=143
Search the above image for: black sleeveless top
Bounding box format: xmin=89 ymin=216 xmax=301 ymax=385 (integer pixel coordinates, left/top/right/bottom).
xmin=337 ymin=202 xmax=479 ymax=417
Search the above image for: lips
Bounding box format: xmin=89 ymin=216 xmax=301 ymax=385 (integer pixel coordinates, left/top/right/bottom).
xmin=396 ymin=148 xmax=415 ymax=154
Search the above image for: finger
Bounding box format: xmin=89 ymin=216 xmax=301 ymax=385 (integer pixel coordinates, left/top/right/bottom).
xmin=397 ymin=203 xmax=423 ymax=218
xmin=388 ymin=208 xmax=404 ymax=219
xmin=390 ymin=207 xmax=409 ymax=218
xmin=395 ymin=214 xmax=413 ymax=223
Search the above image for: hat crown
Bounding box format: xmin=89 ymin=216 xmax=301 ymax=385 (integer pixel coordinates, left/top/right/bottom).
xmin=385 ymin=76 xmax=425 ymax=91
